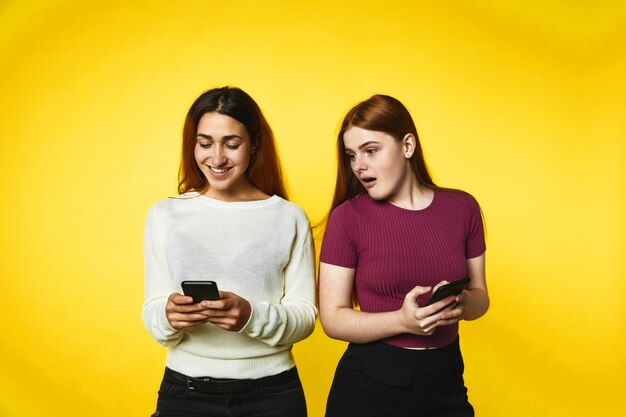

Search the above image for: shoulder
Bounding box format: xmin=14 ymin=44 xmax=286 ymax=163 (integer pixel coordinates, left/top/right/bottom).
xmin=434 ymin=188 xmax=484 ymax=229
xmin=146 ymin=193 xmax=201 ymax=221
xmin=151 ymin=193 xmax=199 ymax=210
xmin=325 ymin=194 xmax=372 ymax=236
xmin=436 ymin=188 xmax=481 ymax=208
xmin=271 ymin=197 xmax=311 ymax=226
xmin=329 ymin=193 xmax=370 ymax=219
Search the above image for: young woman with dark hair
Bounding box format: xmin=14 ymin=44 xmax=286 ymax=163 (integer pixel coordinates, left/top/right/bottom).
xmin=319 ymin=94 xmax=489 ymax=417
xmin=143 ymin=87 xmax=316 ymax=417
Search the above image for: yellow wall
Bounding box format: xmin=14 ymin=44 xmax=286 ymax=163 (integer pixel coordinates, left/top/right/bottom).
xmin=1 ymin=1 xmax=624 ymax=416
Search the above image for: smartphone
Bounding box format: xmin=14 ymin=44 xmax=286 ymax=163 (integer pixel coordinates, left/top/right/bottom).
xmin=181 ymin=280 xmax=220 ymax=303
xmin=425 ymin=277 xmax=470 ymax=306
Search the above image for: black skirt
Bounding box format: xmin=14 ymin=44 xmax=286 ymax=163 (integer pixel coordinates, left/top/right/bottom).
xmin=325 ymin=337 xmax=474 ymax=417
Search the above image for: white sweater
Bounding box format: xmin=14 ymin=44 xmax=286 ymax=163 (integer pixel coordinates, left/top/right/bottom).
xmin=142 ymin=193 xmax=317 ymax=378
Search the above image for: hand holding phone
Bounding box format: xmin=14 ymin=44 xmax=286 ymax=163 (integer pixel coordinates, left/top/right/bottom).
xmin=425 ymin=277 xmax=470 ymax=306
xmin=181 ymin=280 xmax=220 ymax=303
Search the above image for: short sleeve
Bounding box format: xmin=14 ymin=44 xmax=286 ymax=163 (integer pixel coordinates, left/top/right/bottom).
xmin=320 ymin=202 xmax=358 ymax=268
xmin=464 ymin=194 xmax=486 ymax=259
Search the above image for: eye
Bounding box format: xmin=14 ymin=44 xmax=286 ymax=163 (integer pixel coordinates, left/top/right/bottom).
xmin=226 ymin=144 xmax=241 ymax=150
xmin=346 ymin=153 xmax=356 ymax=161
xmin=198 ymin=143 xmax=212 ymax=149
xmin=366 ymin=147 xmax=378 ymax=155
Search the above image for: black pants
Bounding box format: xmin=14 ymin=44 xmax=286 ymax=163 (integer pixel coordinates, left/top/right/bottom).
xmin=152 ymin=366 xmax=307 ymax=417
xmin=325 ymin=338 xmax=474 ymax=417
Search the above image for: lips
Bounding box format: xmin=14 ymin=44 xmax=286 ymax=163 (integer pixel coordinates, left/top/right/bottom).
xmin=360 ymin=176 xmax=377 ymax=188
xmin=207 ymin=166 xmax=232 ymax=177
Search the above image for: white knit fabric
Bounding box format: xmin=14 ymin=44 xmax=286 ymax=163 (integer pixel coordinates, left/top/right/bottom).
xmin=142 ymin=192 xmax=317 ymax=378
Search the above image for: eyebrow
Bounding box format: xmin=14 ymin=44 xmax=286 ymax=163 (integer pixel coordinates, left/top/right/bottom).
xmin=196 ymin=134 xmax=243 ymax=141
xmin=344 ymin=140 xmax=380 ymax=153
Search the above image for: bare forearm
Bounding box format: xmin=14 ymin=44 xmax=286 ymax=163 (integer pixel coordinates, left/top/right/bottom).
xmin=319 ymin=264 xmax=455 ymax=342
xmin=321 ymin=307 xmax=404 ymax=344
xmin=461 ymin=288 xmax=489 ymax=321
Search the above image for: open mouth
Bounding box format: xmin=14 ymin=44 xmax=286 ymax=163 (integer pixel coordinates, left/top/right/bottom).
xmin=209 ymin=166 xmax=232 ymax=174
xmin=361 ymin=177 xmax=377 ymax=188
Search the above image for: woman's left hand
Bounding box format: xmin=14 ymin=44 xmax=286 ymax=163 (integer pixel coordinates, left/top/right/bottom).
xmin=199 ymin=292 xmax=252 ymax=332
xmin=436 ymin=290 xmax=467 ymax=326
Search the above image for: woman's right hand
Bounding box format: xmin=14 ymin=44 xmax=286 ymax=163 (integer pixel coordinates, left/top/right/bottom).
xmin=165 ymin=292 xmax=211 ymax=330
xmin=399 ymin=286 xmax=457 ymax=336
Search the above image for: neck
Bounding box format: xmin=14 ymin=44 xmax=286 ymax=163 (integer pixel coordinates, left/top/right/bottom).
xmin=387 ymin=178 xmax=434 ymax=210
xmin=199 ymin=181 xmax=269 ymax=202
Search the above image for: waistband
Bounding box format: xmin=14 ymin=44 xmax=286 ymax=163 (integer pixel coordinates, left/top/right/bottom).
xmin=164 ymin=366 xmax=297 ymax=393
xmin=346 ymin=337 xmax=461 ymax=364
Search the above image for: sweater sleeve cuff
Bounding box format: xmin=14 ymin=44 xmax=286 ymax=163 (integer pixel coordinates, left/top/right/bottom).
xmin=158 ymin=305 xmax=180 ymax=338
xmin=240 ymin=301 xmax=267 ymax=336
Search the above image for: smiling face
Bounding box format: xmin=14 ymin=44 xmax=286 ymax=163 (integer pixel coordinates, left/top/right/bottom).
xmin=343 ymin=126 xmax=416 ymax=202
xmin=194 ymin=112 xmax=256 ymax=200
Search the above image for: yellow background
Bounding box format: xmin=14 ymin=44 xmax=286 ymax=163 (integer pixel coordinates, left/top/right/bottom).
xmin=1 ymin=1 xmax=625 ymax=416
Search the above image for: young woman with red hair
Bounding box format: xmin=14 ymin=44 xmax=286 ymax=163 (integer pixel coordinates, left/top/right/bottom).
xmin=319 ymin=94 xmax=489 ymax=417
xmin=143 ymin=87 xmax=316 ymax=417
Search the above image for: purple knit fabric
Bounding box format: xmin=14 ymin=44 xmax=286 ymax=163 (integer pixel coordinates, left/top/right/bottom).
xmin=320 ymin=188 xmax=486 ymax=348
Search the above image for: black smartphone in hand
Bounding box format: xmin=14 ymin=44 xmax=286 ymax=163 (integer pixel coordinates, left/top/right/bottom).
xmin=425 ymin=277 xmax=470 ymax=306
xmin=181 ymin=280 xmax=220 ymax=303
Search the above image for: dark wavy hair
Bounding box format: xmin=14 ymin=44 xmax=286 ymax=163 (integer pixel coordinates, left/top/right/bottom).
xmin=178 ymin=86 xmax=288 ymax=199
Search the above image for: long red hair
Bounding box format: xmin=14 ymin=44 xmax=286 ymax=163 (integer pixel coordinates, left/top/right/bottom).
xmin=328 ymin=94 xmax=436 ymax=215
xmin=178 ymin=87 xmax=288 ymax=199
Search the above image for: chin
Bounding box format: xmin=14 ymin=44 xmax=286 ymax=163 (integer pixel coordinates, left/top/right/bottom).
xmin=366 ymin=190 xmax=388 ymax=201
xmin=206 ymin=180 xmax=232 ymax=190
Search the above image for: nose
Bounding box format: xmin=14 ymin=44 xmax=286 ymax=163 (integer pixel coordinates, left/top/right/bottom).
xmin=352 ymin=155 xmax=366 ymax=173
xmin=212 ymin=147 xmax=227 ymax=166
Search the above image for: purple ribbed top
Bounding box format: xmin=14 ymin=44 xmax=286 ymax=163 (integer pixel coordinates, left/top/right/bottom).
xmin=320 ymin=188 xmax=486 ymax=348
